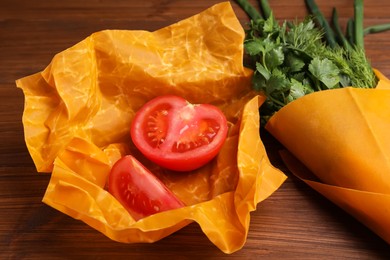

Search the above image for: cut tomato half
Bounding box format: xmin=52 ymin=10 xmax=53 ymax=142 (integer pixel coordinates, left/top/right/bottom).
xmin=130 ymin=95 xmax=228 ymax=171
xmin=108 ymin=155 xmax=185 ymax=220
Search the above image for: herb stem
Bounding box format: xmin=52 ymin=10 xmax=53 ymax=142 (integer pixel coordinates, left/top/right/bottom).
xmin=305 ymin=0 xmax=337 ymax=48
xmin=262 ymin=53 xmax=268 ymax=71
xmin=236 ymin=0 xmax=262 ymax=20
xmin=354 ymin=0 xmax=364 ymax=49
xmin=268 ymin=95 xmax=285 ymax=108
xmin=364 ymin=23 xmax=390 ymax=35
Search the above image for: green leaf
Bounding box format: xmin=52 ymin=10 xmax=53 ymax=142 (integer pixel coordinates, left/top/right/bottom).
xmin=302 ymin=77 xmax=314 ymax=90
xmin=291 ymin=72 xmax=306 ymax=82
xmin=286 ymin=78 xmax=306 ymax=102
xmin=262 ymin=37 xmax=277 ymax=53
xmin=265 ymin=46 xmax=284 ymax=70
xmin=263 ymin=15 xmax=275 ymax=33
xmin=308 ymin=57 xmax=340 ymax=89
xmin=251 ymin=19 xmax=265 ymax=33
xmin=285 ymin=53 xmax=305 ymax=72
xmin=266 ymin=69 xmax=290 ymax=95
xmin=244 ymin=39 xmax=264 ymax=56
xmin=256 ymin=62 xmax=271 ymax=80
xmin=252 ymin=72 xmax=267 ymax=91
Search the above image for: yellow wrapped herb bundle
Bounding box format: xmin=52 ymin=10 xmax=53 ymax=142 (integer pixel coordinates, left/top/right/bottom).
xmin=236 ymin=0 xmax=390 ymax=244
xmin=266 ymin=71 xmax=390 ymax=243
xmin=16 ymin=2 xmax=286 ymax=254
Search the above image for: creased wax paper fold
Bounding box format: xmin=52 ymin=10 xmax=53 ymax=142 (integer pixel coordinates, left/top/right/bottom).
xmin=265 ymin=70 xmax=390 ymax=244
xmin=16 ymin=2 xmax=286 ymax=254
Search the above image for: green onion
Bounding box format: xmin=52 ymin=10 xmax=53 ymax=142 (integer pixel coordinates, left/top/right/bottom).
xmin=354 ymin=0 xmax=364 ymax=49
xmin=258 ymin=0 xmax=272 ymax=20
xmin=305 ymin=0 xmax=337 ymax=48
xmin=364 ymin=23 xmax=390 ymax=35
xmin=332 ymin=8 xmax=351 ymax=50
xmin=346 ymin=18 xmax=355 ymax=46
xmin=236 ymin=0 xmax=262 ymax=20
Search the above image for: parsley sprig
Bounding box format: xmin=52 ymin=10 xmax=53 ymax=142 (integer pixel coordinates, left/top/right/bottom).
xmin=236 ymin=0 xmax=390 ymax=124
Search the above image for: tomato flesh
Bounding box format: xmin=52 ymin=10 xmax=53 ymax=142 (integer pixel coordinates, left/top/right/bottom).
xmin=131 ymin=95 xmax=228 ymax=171
xmin=108 ymin=155 xmax=185 ymax=220
xmin=144 ymin=104 xmax=170 ymax=148
xmin=171 ymin=119 xmax=219 ymax=152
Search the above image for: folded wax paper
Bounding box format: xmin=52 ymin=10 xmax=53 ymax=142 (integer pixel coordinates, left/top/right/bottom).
xmin=16 ymin=2 xmax=286 ymax=254
xmin=265 ymin=69 xmax=390 ymax=243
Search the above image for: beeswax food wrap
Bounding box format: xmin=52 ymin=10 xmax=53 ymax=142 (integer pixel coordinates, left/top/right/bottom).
xmin=265 ymin=70 xmax=390 ymax=244
xmin=16 ymin=2 xmax=287 ymax=254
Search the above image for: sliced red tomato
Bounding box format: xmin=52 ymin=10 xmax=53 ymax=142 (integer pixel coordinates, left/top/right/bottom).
xmin=108 ymin=155 xmax=185 ymax=220
xmin=130 ymin=95 xmax=228 ymax=172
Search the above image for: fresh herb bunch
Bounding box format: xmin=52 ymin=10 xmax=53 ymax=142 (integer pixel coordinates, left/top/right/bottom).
xmin=236 ymin=0 xmax=390 ymax=124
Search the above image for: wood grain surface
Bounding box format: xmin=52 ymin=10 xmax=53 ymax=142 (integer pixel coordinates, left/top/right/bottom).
xmin=1 ymin=0 xmax=390 ymax=259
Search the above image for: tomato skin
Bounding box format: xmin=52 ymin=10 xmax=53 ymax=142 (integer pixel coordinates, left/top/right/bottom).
xmin=131 ymin=95 xmax=228 ymax=172
xmin=108 ymin=155 xmax=185 ymax=220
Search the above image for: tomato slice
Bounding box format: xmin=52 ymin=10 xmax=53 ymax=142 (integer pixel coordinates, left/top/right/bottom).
xmin=130 ymin=95 xmax=228 ymax=171
xmin=108 ymin=155 xmax=185 ymax=220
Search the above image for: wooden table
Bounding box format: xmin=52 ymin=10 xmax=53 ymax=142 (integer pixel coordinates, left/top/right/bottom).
xmin=1 ymin=0 xmax=390 ymax=258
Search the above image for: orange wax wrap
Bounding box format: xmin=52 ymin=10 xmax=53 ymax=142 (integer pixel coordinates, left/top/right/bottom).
xmin=265 ymin=70 xmax=390 ymax=244
xmin=16 ymin=2 xmax=286 ymax=254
